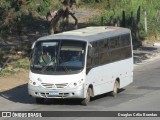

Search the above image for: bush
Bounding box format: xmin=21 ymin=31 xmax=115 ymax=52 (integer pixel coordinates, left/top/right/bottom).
xmin=88 ymin=0 xmax=160 ymax=42
xmin=37 ymin=0 xmax=51 ymax=15
xmin=0 ymin=69 xmax=16 ymax=76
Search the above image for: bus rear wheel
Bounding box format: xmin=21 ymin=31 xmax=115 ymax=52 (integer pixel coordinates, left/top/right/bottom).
xmin=111 ymin=80 xmax=119 ymax=97
xmin=81 ymin=88 xmax=92 ymax=106
xmin=36 ymin=98 xmax=45 ymax=104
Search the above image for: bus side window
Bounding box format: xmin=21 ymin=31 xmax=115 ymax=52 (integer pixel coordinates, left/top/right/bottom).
xmin=86 ymin=46 xmax=93 ymax=74
xmin=87 ymin=46 xmax=93 ymax=68
xmin=99 ymin=39 xmax=110 ymax=65
xmin=92 ymin=42 xmax=99 ymax=66
xmin=120 ymin=34 xmax=131 ymax=47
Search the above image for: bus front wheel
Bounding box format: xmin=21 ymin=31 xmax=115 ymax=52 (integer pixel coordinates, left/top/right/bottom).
xmin=81 ymin=88 xmax=92 ymax=106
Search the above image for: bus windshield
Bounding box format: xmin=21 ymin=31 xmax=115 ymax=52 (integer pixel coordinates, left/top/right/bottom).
xmin=30 ymin=40 xmax=86 ymax=75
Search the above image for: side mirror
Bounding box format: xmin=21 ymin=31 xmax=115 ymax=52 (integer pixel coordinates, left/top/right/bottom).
xmin=31 ymin=41 xmax=36 ymax=49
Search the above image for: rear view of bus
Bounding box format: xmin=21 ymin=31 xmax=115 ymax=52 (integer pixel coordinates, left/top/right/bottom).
xmin=28 ymin=26 xmax=133 ymax=105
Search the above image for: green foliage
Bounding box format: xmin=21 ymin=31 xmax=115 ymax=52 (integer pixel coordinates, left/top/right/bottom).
xmin=82 ymin=0 xmax=96 ymax=3
xmin=0 ymin=0 xmax=54 ymax=33
xmin=89 ymin=0 xmax=160 ymax=41
xmin=0 ymin=69 xmax=16 ymax=76
xmin=82 ymin=0 xmax=103 ymax=4
xmin=0 ymin=58 xmax=29 ymax=76
xmin=12 ymin=58 xmax=29 ymax=69
xmin=38 ymin=0 xmax=51 ymax=15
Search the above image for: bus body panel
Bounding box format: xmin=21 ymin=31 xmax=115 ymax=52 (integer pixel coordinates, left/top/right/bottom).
xmin=86 ymin=58 xmax=133 ymax=96
xmin=28 ymin=70 xmax=86 ymax=99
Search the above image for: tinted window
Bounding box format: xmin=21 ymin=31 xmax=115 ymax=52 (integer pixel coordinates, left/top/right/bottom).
xmin=92 ymin=42 xmax=99 ymax=66
xmin=109 ymin=37 xmax=120 ymax=50
xmin=120 ymin=34 xmax=131 ymax=47
xmin=99 ymin=40 xmax=109 ymax=53
xmin=86 ymin=33 xmax=132 ymax=73
xmin=109 ymin=34 xmax=132 ymax=62
xmin=99 ymin=52 xmax=110 ymax=64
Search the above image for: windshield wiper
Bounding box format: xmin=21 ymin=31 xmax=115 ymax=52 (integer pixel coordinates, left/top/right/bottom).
xmin=58 ymin=57 xmax=69 ymax=73
xmin=62 ymin=64 xmax=69 ymax=73
xmin=41 ymin=57 xmax=56 ymax=73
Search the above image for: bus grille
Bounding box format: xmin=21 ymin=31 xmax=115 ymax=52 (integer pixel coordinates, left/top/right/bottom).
xmin=41 ymin=83 xmax=68 ymax=89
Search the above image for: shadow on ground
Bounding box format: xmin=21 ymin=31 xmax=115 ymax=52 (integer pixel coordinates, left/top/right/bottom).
xmin=0 ymin=84 xmax=35 ymax=104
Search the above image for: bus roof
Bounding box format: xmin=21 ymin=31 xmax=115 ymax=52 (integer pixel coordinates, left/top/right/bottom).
xmin=37 ymin=26 xmax=131 ymax=43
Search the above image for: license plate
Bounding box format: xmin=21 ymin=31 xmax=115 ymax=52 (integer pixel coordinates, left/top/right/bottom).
xmin=49 ymin=91 xmax=59 ymax=95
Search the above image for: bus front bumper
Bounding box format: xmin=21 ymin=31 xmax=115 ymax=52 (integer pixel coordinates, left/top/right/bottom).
xmin=28 ymin=84 xmax=84 ymax=99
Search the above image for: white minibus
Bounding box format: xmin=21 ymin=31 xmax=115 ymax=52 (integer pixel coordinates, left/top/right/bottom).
xmin=28 ymin=26 xmax=133 ymax=105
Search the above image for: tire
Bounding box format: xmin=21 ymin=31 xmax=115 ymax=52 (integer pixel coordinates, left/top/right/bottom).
xmin=36 ymin=98 xmax=45 ymax=104
xmin=110 ymin=80 xmax=119 ymax=97
xmin=81 ymin=88 xmax=92 ymax=106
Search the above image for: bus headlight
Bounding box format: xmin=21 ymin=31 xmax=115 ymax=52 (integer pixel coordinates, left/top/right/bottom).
xmin=29 ymin=80 xmax=39 ymax=86
xmin=69 ymin=79 xmax=84 ymax=88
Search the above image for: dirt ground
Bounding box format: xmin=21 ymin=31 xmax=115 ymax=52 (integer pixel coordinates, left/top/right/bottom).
xmin=0 ymin=69 xmax=28 ymax=92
